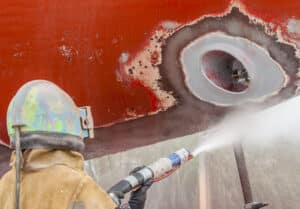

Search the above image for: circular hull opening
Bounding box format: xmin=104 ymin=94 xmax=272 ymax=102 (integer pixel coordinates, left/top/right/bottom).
xmin=201 ymin=50 xmax=249 ymax=93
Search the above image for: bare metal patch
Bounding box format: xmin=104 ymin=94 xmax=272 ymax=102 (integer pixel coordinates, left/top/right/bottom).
xmin=159 ymin=6 xmax=300 ymax=106
xmin=287 ymin=19 xmax=300 ymax=36
xmin=117 ymin=1 xmax=300 ymax=112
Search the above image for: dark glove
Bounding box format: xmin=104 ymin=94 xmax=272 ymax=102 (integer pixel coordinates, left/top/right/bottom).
xmin=128 ymin=179 xmax=153 ymax=209
xmin=128 ymin=166 xmax=153 ymax=209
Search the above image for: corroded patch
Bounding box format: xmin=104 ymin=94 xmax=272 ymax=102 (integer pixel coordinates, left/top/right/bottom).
xmin=82 ymin=3 xmax=300 ymax=159
xmin=160 ymin=7 xmax=300 ymax=106
xmin=117 ymin=27 xmax=178 ymax=113
xmin=118 ymin=4 xmax=300 ymax=111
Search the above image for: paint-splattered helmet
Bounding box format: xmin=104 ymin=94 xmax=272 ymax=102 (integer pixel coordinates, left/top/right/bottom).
xmin=7 ymin=80 xmax=94 ymax=152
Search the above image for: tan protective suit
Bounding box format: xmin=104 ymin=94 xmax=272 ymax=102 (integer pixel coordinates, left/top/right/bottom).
xmin=0 ymin=149 xmax=116 ymax=209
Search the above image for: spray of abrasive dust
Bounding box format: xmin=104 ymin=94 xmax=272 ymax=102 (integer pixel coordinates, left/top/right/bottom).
xmin=191 ymin=109 xmax=250 ymax=156
xmin=192 ymin=95 xmax=300 ymax=157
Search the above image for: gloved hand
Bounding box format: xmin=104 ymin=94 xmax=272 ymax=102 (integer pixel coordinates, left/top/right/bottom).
xmin=128 ymin=166 xmax=153 ymax=209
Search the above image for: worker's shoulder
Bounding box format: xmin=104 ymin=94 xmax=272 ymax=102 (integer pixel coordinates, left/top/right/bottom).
xmin=74 ymin=173 xmax=117 ymax=209
xmin=71 ymin=171 xmax=108 ymax=196
xmin=77 ymin=172 xmax=101 ymax=190
xmin=49 ymin=165 xmax=104 ymax=190
xmin=43 ymin=164 xmax=87 ymax=181
xmin=58 ymin=167 xmax=109 ymax=199
xmin=26 ymin=164 xmax=91 ymax=193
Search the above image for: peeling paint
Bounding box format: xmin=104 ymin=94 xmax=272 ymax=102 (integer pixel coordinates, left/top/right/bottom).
xmin=287 ymin=18 xmax=300 ymax=36
xmin=112 ymin=38 xmax=119 ymax=45
xmin=169 ymin=7 xmax=299 ymax=104
xmin=118 ymin=3 xmax=300 ymax=112
xmin=125 ymin=107 xmax=137 ymax=117
xmin=88 ymin=56 xmax=95 ymax=63
xmin=12 ymin=42 xmax=31 ymax=59
xmin=13 ymin=51 xmax=25 ymax=58
xmin=118 ymin=27 xmax=177 ymax=112
xmin=95 ymin=0 xmax=300 ymax=127
xmin=160 ymin=21 xmax=180 ymax=30
xmin=119 ymin=52 xmax=130 ymax=64
xmin=280 ymin=18 xmax=300 ymax=52
xmin=88 ymin=49 xmax=104 ymax=64
xmin=58 ymin=45 xmax=78 ymax=63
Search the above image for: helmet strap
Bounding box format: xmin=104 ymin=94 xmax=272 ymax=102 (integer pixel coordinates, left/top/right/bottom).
xmin=13 ymin=125 xmax=24 ymax=209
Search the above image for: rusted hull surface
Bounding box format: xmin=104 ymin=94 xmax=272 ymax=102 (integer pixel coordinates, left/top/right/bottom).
xmin=85 ymin=5 xmax=300 ymax=161
xmin=0 ymin=0 xmax=231 ymax=145
xmin=1 ymin=0 xmax=300 ymax=146
xmin=1 ymin=1 xmax=300 ymax=178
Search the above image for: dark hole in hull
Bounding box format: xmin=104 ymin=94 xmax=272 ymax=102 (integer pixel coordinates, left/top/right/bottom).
xmin=201 ymin=50 xmax=249 ymax=93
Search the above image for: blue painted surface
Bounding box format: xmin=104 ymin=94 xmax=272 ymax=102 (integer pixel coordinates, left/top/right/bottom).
xmin=168 ymin=153 xmax=181 ymax=167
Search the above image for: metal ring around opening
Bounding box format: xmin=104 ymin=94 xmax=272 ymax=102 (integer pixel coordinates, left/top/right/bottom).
xmin=180 ymin=32 xmax=287 ymax=106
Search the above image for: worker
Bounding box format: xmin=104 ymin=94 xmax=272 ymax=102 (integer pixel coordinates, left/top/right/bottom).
xmin=0 ymin=80 xmax=152 ymax=209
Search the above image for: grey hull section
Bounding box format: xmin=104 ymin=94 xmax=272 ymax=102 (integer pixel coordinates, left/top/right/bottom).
xmin=84 ymin=132 xmax=300 ymax=209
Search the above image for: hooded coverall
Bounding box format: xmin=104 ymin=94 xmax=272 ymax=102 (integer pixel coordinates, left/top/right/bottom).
xmin=0 ymin=149 xmax=116 ymax=209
